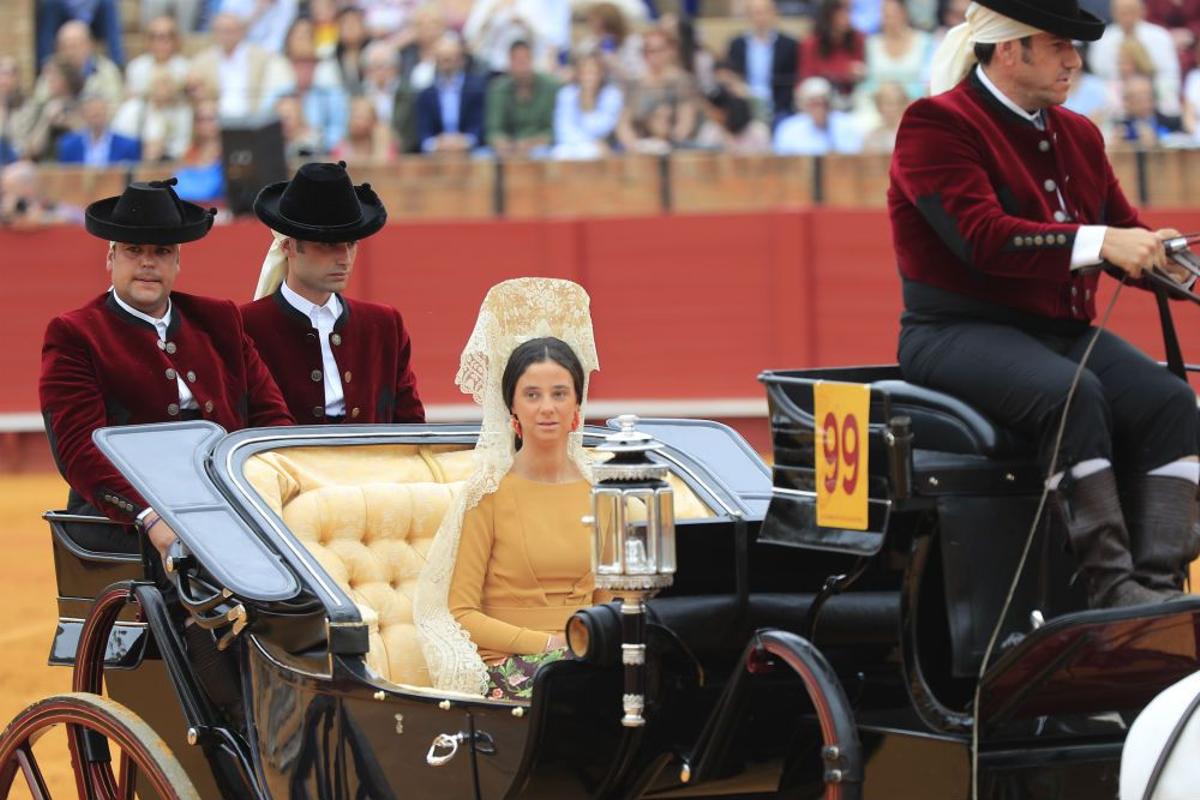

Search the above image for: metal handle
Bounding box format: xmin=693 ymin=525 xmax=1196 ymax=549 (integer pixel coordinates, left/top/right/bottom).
xmin=425 ymin=733 xmax=463 ymax=766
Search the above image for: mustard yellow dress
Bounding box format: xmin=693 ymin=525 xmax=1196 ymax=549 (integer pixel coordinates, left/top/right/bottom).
xmin=448 ymin=473 xmax=594 ymax=668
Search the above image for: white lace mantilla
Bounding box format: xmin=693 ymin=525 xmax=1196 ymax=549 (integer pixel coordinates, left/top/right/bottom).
xmin=413 ymin=278 xmax=599 ymax=695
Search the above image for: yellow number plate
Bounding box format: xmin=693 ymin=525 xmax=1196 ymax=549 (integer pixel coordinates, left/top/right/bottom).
xmin=814 ymin=381 xmax=870 ymax=531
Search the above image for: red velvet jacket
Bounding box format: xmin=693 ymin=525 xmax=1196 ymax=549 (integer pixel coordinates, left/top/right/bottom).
xmin=240 ymin=290 xmax=425 ymax=425
xmin=40 ymin=291 xmax=294 ymax=523
xmin=888 ymin=69 xmax=1144 ymax=323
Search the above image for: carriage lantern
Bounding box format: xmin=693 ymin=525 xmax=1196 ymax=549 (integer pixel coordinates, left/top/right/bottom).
xmin=579 ymin=414 xmax=675 ymax=727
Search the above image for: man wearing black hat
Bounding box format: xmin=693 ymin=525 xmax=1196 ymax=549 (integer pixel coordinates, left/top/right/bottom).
xmin=241 ymin=162 xmax=425 ymax=425
xmin=889 ymin=0 xmax=1199 ymax=608
xmin=39 ymin=179 xmax=294 ymax=555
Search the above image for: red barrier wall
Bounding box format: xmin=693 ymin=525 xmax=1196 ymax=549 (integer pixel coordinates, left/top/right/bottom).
xmin=4 ymin=209 xmax=1198 ymax=419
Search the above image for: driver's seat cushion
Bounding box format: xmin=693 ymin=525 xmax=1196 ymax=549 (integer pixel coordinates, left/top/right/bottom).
xmin=873 ymin=379 xmax=1034 ymax=459
xmin=243 ymin=444 xmax=714 ymax=690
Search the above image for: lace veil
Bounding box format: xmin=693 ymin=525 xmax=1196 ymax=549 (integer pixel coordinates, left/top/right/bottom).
xmin=413 ymin=277 xmax=599 ymax=695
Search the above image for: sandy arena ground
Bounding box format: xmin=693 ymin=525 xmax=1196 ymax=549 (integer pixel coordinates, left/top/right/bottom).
xmin=0 ymin=473 xmax=84 ymax=796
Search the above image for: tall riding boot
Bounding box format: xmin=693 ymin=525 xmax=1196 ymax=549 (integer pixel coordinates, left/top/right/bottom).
xmin=1055 ymin=469 xmax=1169 ymax=608
xmin=1125 ymin=475 xmax=1200 ymax=593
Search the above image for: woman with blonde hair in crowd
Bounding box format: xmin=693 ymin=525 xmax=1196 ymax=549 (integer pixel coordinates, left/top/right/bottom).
xmin=580 ymin=2 xmax=645 ymax=82
xmin=860 ymin=81 xmax=908 ymax=154
xmin=552 ymin=50 xmax=624 ymax=159
xmin=332 ymin=96 xmax=398 ymax=164
xmin=12 ymin=56 xmax=84 ymax=162
xmin=173 ymin=99 xmax=224 ymax=205
xmin=861 ymin=0 xmax=932 ymax=102
xmin=616 ymin=28 xmax=701 ymax=153
xmin=112 ymin=68 xmax=192 ymax=162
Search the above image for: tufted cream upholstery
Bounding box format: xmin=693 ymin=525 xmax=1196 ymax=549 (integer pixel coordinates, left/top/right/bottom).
xmin=243 ymin=442 xmax=714 ymax=689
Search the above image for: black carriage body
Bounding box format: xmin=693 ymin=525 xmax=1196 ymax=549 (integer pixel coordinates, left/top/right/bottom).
xmin=758 ymin=366 xmax=1200 ymax=797
xmin=42 ymin=394 xmax=1200 ymax=799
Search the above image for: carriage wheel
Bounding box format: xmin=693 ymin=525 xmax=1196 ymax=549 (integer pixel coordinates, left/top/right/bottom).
xmin=0 ymin=692 xmax=199 ymax=800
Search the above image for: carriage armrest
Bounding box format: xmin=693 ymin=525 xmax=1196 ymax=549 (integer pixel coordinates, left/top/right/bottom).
xmin=872 ymin=380 xmax=1032 ymax=459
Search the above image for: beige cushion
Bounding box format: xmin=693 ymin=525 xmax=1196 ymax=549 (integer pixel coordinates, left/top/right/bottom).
xmin=244 ymin=442 xmax=714 ymax=689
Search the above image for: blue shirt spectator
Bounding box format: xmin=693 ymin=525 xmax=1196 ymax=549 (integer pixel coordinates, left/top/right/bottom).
xmin=773 ymin=77 xmax=863 ymax=155
xmin=286 ymin=53 xmax=349 ymax=153
xmin=553 ymin=53 xmax=623 ymax=159
xmin=56 ymin=93 xmax=141 ymax=164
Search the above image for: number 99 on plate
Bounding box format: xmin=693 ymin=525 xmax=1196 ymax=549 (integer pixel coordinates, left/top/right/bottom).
xmin=813 ymin=381 xmax=870 ymax=531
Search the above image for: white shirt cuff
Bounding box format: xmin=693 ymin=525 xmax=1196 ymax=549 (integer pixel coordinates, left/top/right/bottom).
xmin=136 ymin=507 xmax=155 ymax=522
xmin=1070 ymin=225 xmax=1107 ymax=270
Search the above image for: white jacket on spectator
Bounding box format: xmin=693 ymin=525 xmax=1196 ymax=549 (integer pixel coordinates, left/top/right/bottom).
xmin=111 ymin=97 xmax=192 ymax=160
xmin=1088 ymin=20 xmax=1181 ymax=118
xmin=125 ymin=54 xmax=191 ymax=99
xmin=464 ymin=0 xmax=571 ymax=73
xmin=190 ymin=42 xmax=291 ymax=119
xmin=218 ymin=0 xmax=300 ymax=54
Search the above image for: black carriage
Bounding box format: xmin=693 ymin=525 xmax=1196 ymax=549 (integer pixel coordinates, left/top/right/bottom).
xmin=4 ymin=268 xmax=1199 ymax=800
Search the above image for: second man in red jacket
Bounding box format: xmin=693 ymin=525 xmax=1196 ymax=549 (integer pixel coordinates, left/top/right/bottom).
xmin=241 ymin=162 xmax=425 ymax=425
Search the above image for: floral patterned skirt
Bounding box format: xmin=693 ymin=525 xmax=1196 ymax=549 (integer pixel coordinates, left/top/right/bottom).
xmin=485 ymin=648 xmax=572 ymax=701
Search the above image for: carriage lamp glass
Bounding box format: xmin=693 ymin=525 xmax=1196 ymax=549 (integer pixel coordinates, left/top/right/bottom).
xmin=586 ymin=414 xmax=676 ymax=727
xmin=590 ymin=416 xmax=676 ymax=589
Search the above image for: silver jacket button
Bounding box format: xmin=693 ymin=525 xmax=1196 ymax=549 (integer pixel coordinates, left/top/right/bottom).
xmin=1044 ymin=179 xmax=1057 ymax=192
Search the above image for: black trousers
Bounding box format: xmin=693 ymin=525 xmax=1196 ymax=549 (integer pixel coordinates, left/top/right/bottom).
xmin=898 ymin=317 xmax=1199 ymax=475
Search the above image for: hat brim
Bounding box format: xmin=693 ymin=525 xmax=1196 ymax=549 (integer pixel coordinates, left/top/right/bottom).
xmin=253 ymin=181 xmax=387 ymax=242
xmin=84 ymin=196 xmax=214 ymax=244
xmin=979 ymin=0 xmax=1105 ymax=41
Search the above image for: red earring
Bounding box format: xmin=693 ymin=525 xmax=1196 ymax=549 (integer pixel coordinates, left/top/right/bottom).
xmin=571 ymin=412 xmax=580 ymax=431
xmin=512 ymin=418 xmax=522 ymax=437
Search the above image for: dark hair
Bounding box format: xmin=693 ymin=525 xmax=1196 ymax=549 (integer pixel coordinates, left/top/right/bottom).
xmin=509 ymin=39 xmax=532 ymax=56
xmin=815 ymin=0 xmax=857 ymax=59
xmin=707 ymin=86 xmax=753 ymax=134
xmin=502 ymin=337 xmax=585 ymax=413
xmin=974 ymin=36 xmax=1032 ymax=66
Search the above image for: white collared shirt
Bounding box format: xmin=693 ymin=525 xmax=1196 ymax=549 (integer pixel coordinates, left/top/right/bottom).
xmin=280 ymin=282 xmax=346 ymax=416
xmin=110 ymin=288 xmax=197 ymax=410
xmin=975 ymin=66 xmax=1106 ymax=271
xmin=216 ymin=43 xmax=252 ymax=118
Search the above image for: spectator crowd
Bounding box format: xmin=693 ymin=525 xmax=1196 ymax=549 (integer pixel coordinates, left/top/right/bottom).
xmin=4 ymin=0 xmax=1200 ymax=216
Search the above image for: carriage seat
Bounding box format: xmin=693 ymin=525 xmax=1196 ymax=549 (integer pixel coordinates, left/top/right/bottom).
xmin=873 ymin=380 xmax=1033 ymax=460
xmin=243 ymin=444 xmax=714 ymax=691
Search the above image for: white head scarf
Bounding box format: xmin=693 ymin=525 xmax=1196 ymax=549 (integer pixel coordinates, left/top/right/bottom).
xmin=929 ymin=2 xmax=1045 ymax=95
xmin=253 ymin=229 xmax=289 ymax=299
xmin=414 ymin=278 xmax=599 ymax=695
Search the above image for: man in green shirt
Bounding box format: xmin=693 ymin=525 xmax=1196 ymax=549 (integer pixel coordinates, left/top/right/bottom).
xmin=485 ymin=40 xmax=559 ymax=157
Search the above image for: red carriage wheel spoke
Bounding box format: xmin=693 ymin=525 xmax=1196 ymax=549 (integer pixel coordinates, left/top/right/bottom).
xmin=117 ymin=750 xmax=138 ymax=800
xmin=0 ymin=693 xmax=198 ymax=800
xmin=15 ymin=744 xmax=52 ymax=800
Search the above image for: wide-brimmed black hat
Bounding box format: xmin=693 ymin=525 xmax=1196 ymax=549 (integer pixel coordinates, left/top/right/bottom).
xmin=976 ymin=0 xmax=1104 ymax=42
xmin=85 ymin=178 xmax=216 ymax=244
xmin=253 ymin=161 xmax=386 ymax=242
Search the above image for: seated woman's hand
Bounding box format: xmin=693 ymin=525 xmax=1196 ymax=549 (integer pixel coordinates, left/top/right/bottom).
xmin=545 ymin=633 xmax=568 ymax=652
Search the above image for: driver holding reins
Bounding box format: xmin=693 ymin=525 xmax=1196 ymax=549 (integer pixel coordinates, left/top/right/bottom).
xmin=889 ymin=0 xmax=1199 ymax=608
